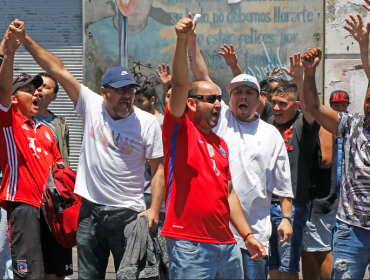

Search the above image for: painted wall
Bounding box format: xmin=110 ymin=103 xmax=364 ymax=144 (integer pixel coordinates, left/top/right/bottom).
xmin=84 ymin=0 xmax=324 ymax=111
xmin=325 ymin=0 xmax=370 ymax=113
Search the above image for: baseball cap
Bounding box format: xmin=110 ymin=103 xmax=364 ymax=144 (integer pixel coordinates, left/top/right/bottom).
xmin=12 ymin=73 xmax=43 ymax=95
xmin=101 ymin=66 xmax=140 ymax=88
xmin=225 ymin=74 xmax=260 ymax=95
xmin=329 ymin=90 xmax=350 ymax=103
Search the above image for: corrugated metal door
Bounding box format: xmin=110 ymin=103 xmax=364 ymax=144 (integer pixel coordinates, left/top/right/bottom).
xmin=0 ymin=0 xmax=83 ymax=170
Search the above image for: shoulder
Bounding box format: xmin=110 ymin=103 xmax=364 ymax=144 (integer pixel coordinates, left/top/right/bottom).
xmin=133 ymin=108 xmax=159 ymax=128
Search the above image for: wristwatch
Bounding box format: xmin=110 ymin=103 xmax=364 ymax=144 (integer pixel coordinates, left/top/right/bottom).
xmin=281 ymin=213 xmax=294 ymax=222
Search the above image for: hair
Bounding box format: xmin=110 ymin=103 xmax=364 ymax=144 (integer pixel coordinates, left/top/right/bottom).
xmin=136 ymin=84 xmax=157 ymax=103
xmin=166 ymin=82 xmax=172 ymax=93
xmin=38 ymin=72 xmax=59 ymax=94
xmin=259 ymin=76 xmax=284 ymax=98
xmin=271 ymin=80 xmax=299 ymax=102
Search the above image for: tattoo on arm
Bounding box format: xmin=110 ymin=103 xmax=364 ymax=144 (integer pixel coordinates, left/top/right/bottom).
xmin=306 ymin=74 xmax=321 ymax=110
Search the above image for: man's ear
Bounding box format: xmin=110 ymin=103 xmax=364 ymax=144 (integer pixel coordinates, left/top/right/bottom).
xmin=100 ymin=87 xmax=107 ymax=100
xmin=260 ymin=90 xmax=268 ymax=101
xmin=12 ymin=95 xmax=18 ymax=104
xmin=186 ymin=98 xmax=197 ymax=112
xmin=294 ymin=100 xmax=300 ymax=111
xmin=150 ymin=96 xmax=156 ymax=106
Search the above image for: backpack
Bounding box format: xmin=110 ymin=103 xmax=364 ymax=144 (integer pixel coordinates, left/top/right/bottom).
xmin=40 ymin=162 xmax=81 ymax=248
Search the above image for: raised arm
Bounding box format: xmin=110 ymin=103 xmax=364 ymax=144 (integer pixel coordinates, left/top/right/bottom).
xmin=343 ymin=14 xmax=370 ymax=78
xmin=169 ymin=16 xmax=195 ymax=118
xmin=9 ymin=20 xmax=81 ymax=106
xmin=0 ymin=27 xmax=20 ymax=107
xmin=155 ymin=63 xmax=172 ymax=94
xmin=188 ymin=30 xmax=213 ymax=83
xmin=302 ymin=47 xmax=339 ymax=135
xmin=218 ymin=44 xmax=243 ymax=77
xmin=282 ymin=53 xmax=315 ymax=125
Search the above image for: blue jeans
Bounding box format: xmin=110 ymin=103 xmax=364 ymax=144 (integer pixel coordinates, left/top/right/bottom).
xmin=240 ymin=248 xmax=268 ymax=279
xmin=0 ymin=208 xmax=12 ymax=279
xmin=166 ymin=237 xmax=243 ymax=279
xmin=331 ymin=221 xmax=370 ymax=279
xmin=269 ymin=202 xmax=308 ymax=273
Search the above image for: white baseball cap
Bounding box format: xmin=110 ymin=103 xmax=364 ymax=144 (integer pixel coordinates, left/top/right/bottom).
xmin=225 ymin=74 xmax=260 ymax=95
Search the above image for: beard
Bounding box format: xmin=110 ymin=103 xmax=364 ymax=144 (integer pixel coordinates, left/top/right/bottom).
xmin=194 ymin=108 xmax=219 ymax=129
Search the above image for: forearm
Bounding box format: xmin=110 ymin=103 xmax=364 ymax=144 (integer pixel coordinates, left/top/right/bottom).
xmin=22 ymin=34 xmax=66 ymax=77
xmin=360 ymin=42 xmax=370 ymax=79
xmin=150 ymin=164 xmax=165 ymax=214
xmin=172 ymin=38 xmax=189 ymax=88
xmin=0 ymin=37 xmax=6 ymax=56
xmin=229 ymin=191 xmax=253 ymax=237
xmin=187 ymin=37 xmax=212 ymax=83
xmin=279 ymin=196 xmax=292 ymax=215
xmin=230 ymin=64 xmax=243 ymax=77
xmin=0 ymin=51 xmax=15 ymax=101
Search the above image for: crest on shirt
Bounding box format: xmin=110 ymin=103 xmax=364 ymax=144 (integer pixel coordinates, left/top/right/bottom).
xmin=22 ymin=124 xmax=29 ymax=131
xmin=218 ymin=146 xmax=227 ymax=158
xmin=17 ymin=260 xmax=27 ymax=275
xmin=207 ymin=143 xmax=215 ymax=158
xmin=44 ymin=131 xmax=52 ymax=142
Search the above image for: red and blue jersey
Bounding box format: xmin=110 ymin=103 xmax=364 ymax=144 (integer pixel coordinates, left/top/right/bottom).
xmin=161 ymin=107 xmax=235 ymax=244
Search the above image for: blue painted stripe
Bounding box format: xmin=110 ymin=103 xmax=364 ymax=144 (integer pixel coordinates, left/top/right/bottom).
xmin=166 ymin=122 xmax=180 ymax=214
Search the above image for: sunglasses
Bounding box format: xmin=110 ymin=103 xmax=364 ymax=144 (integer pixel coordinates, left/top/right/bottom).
xmin=104 ymin=85 xmax=137 ymax=95
xmin=189 ymin=94 xmax=222 ymax=104
xmin=13 ymin=73 xmax=31 ymax=85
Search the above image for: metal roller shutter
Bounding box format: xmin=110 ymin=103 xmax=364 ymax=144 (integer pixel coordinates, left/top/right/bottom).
xmin=0 ymin=0 xmax=83 ymax=170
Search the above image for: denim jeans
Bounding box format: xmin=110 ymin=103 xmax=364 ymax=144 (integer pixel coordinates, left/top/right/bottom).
xmin=77 ymin=200 xmax=138 ymax=279
xmin=0 ymin=208 xmax=12 ymax=279
xmin=331 ymin=221 xmax=370 ymax=279
xmin=240 ymin=248 xmax=268 ymax=279
xmin=269 ymin=202 xmax=308 ymax=273
xmin=166 ymin=237 xmax=243 ymax=279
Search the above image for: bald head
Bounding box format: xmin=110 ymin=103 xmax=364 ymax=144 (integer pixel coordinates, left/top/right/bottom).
xmin=188 ymin=81 xmax=218 ymax=97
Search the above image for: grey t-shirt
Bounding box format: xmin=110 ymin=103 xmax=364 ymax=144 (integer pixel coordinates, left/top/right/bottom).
xmin=337 ymin=112 xmax=370 ymax=229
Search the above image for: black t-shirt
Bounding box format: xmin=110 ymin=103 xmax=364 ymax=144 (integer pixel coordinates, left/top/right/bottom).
xmin=268 ymin=112 xmax=321 ymax=203
xmin=310 ymin=138 xmax=339 ymax=216
xmin=261 ymin=101 xmax=273 ymax=122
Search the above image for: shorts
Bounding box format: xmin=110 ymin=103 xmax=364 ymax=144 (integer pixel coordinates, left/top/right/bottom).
xmin=8 ymin=203 xmax=73 ymax=279
xmin=303 ymin=213 xmax=336 ymax=252
xmin=269 ymin=202 xmax=308 ymax=273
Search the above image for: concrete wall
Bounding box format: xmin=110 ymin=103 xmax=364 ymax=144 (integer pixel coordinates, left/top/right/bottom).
xmin=325 ymin=0 xmax=370 ymax=113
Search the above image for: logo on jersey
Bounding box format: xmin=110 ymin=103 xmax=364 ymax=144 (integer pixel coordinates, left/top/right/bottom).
xmin=65 ymin=264 xmax=73 ymax=271
xmin=45 ymin=131 xmax=52 ymax=142
xmin=27 ymin=137 xmax=40 ymax=158
xmin=22 ymin=124 xmax=29 ymax=131
xmin=198 ymin=138 xmax=204 ymax=144
xmin=218 ymin=146 xmax=227 ymax=157
xmin=17 ymin=260 xmax=27 ymax=275
xmin=207 ymin=143 xmax=215 ymax=158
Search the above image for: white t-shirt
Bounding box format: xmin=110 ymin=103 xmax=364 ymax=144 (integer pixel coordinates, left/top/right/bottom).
xmin=213 ymin=100 xmax=293 ymax=252
xmin=74 ymin=85 xmax=163 ymax=212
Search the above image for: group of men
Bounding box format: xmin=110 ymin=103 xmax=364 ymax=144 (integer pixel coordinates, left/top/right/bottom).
xmin=0 ymin=1 xmax=370 ymax=280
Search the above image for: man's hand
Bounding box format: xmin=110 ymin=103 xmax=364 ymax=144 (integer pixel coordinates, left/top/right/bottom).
xmin=218 ymin=44 xmax=238 ymax=68
xmin=156 ymin=63 xmax=172 ymax=85
xmin=278 ymin=219 xmax=293 ymax=243
xmin=4 ymin=29 xmax=20 ymax=54
xmin=343 ymin=14 xmax=370 ymax=45
xmin=9 ymin=19 xmax=26 ymax=43
xmin=363 ymin=0 xmax=370 ymax=12
xmin=175 ymin=16 xmax=195 ymax=41
xmin=137 ymin=208 xmax=159 ymax=233
xmin=266 ymin=66 xmax=282 ymax=76
xmin=245 ymin=235 xmax=267 ymax=261
xmin=301 ymin=47 xmax=322 ymax=70
xmin=281 ymin=53 xmax=304 ymax=81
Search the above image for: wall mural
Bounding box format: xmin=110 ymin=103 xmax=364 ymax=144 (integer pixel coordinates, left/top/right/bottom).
xmin=84 ymin=0 xmax=324 ymax=109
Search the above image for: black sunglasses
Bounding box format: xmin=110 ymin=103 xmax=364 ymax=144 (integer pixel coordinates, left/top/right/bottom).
xmin=13 ymin=73 xmax=31 ymax=85
xmin=189 ymin=94 xmax=221 ymax=104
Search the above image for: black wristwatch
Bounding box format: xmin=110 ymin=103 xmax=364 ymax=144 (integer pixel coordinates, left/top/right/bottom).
xmin=281 ymin=213 xmax=294 ymax=222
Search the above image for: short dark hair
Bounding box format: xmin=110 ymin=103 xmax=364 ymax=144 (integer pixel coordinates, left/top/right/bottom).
xmin=271 ymin=80 xmax=299 ymax=102
xmin=259 ymin=76 xmax=284 ymax=97
xmin=38 ymin=72 xmax=59 ymax=94
xmin=136 ymin=85 xmax=157 ymax=103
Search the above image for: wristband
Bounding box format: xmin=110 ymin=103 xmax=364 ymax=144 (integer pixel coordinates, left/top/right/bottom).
xmin=243 ymin=232 xmax=253 ymax=242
